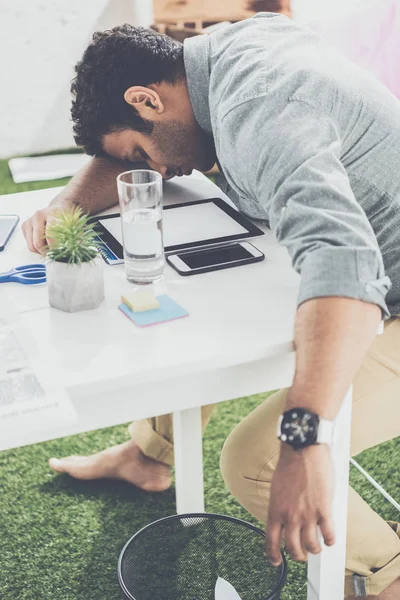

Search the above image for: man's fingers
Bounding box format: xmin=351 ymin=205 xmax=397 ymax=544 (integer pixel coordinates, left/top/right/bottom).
xmin=22 ymin=208 xmax=62 ymax=254
xmin=319 ymin=515 xmax=336 ymax=547
xmin=22 ymin=220 xmax=37 ymax=253
xmin=45 ymin=211 xmax=62 ymax=249
xmin=265 ymin=521 xmax=283 ymax=566
xmin=32 ymin=214 xmax=48 ymax=254
xmin=301 ymin=524 xmax=322 ymax=555
xmin=284 ymin=524 xmax=307 ymax=562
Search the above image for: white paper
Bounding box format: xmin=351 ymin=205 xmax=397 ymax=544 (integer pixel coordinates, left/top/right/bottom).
xmin=0 ymin=293 xmax=77 ymax=450
xmin=8 ymin=154 xmax=91 ymax=183
xmin=0 ymin=368 xmax=77 ymax=451
xmin=215 ymin=577 xmax=243 ymax=600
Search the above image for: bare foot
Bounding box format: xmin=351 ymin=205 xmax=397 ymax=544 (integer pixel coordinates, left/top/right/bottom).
xmin=48 ymin=440 xmax=172 ymax=492
xmin=345 ymin=577 xmax=400 ymax=600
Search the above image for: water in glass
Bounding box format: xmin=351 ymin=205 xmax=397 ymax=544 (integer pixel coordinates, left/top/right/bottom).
xmin=122 ymin=207 xmax=164 ymax=284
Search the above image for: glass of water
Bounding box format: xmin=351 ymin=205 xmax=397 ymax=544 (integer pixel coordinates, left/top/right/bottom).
xmin=117 ymin=170 xmax=164 ymax=284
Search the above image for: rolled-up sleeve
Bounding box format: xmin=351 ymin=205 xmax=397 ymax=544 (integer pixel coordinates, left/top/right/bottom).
xmin=251 ymin=99 xmax=392 ymax=317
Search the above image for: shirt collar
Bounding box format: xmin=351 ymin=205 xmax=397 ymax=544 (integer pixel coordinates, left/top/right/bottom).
xmin=183 ymin=35 xmax=212 ymax=135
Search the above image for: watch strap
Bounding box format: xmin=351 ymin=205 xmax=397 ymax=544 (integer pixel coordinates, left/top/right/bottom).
xmin=276 ymin=414 xmax=283 ymax=439
xmin=316 ymin=417 xmax=335 ymax=445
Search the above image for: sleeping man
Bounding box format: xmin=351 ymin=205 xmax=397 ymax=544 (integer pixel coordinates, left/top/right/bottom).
xmin=22 ymin=15 xmax=400 ymax=599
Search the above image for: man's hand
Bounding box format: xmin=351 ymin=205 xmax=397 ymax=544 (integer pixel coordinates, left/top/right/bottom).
xmin=22 ymin=205 xmax=63 ymax=254
xmin=263 ymin=297 xmax=380 ymax=565
xmin=21 ymin=155 xmax=134 ymax=255
xmin=265 ymin=443 xmax=335 ymax=565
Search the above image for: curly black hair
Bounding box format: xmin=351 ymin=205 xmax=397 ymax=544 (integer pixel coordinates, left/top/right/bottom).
xmin=71 ymin=24 xmax=185 ymax=155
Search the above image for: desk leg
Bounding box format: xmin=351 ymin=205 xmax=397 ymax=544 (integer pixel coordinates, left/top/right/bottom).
xmin=173 ymin=407 xmax=205 ymax=514
xmin=307 ymin=387 xmax=353 ymax=600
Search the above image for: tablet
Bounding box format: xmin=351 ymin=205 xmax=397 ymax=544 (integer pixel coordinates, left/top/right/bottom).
xmin=90 ymin=198 xmax=265 ymax=264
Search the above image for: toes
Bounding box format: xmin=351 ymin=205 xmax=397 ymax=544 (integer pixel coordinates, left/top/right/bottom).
xmin=140 ymin=476 xmax=172 ymax=493
xmin=49 ymin=457 xmax=65 ymax=472
xmin=48 ymin=456 xmax=85 ymax=476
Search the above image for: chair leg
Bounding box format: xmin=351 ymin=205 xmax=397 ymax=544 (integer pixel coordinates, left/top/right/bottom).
xmin=350 ymin=458 xmax=400 ymax=512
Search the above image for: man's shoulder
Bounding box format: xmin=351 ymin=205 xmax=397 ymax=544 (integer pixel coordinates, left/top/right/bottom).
xmin=208 ymin=14 xmax=339 ymax=125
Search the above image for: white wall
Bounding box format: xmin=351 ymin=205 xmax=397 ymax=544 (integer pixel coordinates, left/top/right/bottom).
xmin=0 ymin=0 xmax=153 ymax=159
xmin=292 ymin=0 xmax=364 ymax=22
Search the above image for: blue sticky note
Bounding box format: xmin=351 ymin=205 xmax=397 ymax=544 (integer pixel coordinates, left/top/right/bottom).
xmin=119 ymin=294 xmax=189 ymax=327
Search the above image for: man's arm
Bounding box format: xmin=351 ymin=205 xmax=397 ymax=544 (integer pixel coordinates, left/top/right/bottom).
xmin=224 ymin=100 xmax=392 ymax=562
xmin=288 ymin=296 xmax=381 ymax=420
xmin=266 ymin=296 xmax=381 ymax=564
xmin=22 ymin=155 xmax=146 ymax=253
xmin=52 ymin=155 xmax=130 ymax=214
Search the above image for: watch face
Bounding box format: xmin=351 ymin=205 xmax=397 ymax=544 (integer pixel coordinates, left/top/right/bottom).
xmin=280 ymin=408 xmax=319 ymax=449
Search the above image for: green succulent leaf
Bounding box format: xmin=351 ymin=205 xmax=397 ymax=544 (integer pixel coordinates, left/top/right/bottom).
xmin=45 ymin=206 xmax=99 ymax=265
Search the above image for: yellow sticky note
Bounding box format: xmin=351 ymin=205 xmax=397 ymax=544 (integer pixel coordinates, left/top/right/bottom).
xmin=121 ymin=289 xmax=160 ymax=312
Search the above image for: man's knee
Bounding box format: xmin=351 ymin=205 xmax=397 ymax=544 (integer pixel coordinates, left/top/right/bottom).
xmin=220 ymin=419 xmax=279 ymax=524
xmin=219 ymin=422 xmax=276 ymax=501
xmin=220 ymin=390 xmax=289 ymax=498
xmin=220 ymin=425 xmax=247 ymax=498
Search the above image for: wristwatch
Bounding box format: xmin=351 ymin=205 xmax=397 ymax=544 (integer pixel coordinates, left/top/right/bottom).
xmin=277 ymin=408 xmax=334 ymax=450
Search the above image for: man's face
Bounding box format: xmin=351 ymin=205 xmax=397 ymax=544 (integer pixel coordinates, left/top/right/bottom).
xmin=103 ymin=117 xmax=216 ymax=180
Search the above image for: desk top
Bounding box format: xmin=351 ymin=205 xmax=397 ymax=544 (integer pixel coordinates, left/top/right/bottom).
xmin=0 ymin=171 xmax=299 ymax=397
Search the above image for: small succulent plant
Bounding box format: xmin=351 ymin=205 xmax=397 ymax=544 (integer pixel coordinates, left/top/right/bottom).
xmin=46 ymin=206 xmax=98 ymax=265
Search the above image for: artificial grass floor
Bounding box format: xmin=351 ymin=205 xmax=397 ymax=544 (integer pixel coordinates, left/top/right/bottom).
xmin=1 ymin=157 xmax=399 ymax=599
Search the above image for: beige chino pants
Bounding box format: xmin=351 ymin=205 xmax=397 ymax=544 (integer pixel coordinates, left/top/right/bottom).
xmin=129 ymin=318 xmax=400 ymax=596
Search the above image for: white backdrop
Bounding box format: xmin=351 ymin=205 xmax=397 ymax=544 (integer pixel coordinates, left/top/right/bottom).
xmin=0 ymin=0 xmax=153 ymax=159
xmin=0 ymin=0 xmax=360 ymax=159
xmin=292 ymin=0 xmax=364 ymax=22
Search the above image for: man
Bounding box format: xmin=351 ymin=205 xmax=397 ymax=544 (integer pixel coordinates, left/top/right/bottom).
xmin=22 ymin=15 xmax=400 ymax=599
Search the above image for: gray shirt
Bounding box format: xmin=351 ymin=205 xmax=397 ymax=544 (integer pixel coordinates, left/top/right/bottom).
xmin=183 ymin=13 xmax=400 ymax=317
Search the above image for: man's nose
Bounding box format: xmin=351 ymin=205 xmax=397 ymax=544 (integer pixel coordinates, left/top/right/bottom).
xmin=158 ymin=165 xmax=175 ymax=180
xmin=146 ymin=160 xmax=175 ymax=180
xmin=151 ymin=164 xmax=175 ymax=179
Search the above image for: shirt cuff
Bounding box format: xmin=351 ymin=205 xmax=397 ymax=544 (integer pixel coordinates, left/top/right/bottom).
xmin=297 ymin=247 xmax=392 ymax=318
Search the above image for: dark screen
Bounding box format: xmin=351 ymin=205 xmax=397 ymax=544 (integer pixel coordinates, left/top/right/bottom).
xmin=180 ymin=244 xmax=252 ymax=269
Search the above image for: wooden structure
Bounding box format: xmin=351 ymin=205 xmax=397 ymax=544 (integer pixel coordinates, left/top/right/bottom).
xmin=153 ymin=1 xmax=292 ymax=42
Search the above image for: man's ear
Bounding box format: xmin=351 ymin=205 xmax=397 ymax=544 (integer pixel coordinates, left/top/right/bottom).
xmin=124 ymin=86 xmax=164 ymax=117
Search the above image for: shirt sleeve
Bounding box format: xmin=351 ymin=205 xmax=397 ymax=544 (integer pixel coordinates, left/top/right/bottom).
xmin=232 ymin=99 xmax=392 ymax=317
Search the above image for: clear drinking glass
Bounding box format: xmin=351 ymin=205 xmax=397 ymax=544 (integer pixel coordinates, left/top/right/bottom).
xmin=117 ymin=170 xmax=164 ymax=284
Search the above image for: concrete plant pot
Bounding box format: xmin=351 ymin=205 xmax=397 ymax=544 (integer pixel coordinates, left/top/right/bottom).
xmin=47 ymin=258 xmax=104 ymax=313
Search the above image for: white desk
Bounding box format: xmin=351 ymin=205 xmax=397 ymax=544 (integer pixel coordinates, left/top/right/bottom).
xmin=0 ymin=171 xmax=351 ymax=600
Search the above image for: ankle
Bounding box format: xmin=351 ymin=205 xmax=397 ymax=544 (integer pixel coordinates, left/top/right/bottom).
xmin=124 ymin=440 xmax=171 ymax=468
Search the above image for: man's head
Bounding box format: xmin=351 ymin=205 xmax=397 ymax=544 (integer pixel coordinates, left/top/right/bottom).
xmin=71 ymin=25 xmax=216 ymax=178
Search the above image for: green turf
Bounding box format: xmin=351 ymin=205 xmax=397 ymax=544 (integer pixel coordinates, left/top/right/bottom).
xmin=0 ymin=150 xmax=78 ymax=196
xmin=1 ymin=158 xmax=399 ymax=599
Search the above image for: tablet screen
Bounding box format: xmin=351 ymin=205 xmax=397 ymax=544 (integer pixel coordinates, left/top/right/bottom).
xmin=94 ymin=198 xmax=264 ymax=259
xmin=163 ymin=201 xmax=247 ymax=246
xmin=98 ymin=201 xmax=248 ymax=249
